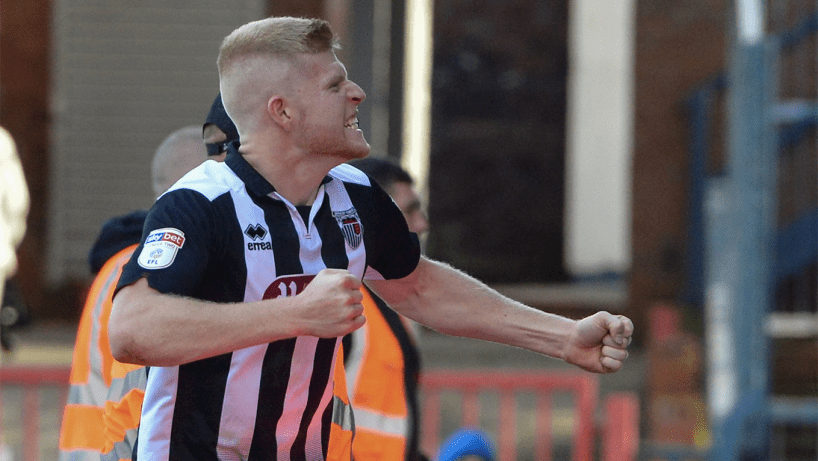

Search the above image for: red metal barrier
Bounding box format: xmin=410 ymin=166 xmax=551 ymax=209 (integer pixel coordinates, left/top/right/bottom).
xmin=602 ymin=392 xmax=640 ymax=461
xmin=420 ymin=370 xmax=599 ymax=461
xmin=0 ymin=366 xmax=71 ymax=461
xmin=0 ymin=365 xmax=640 ymax=461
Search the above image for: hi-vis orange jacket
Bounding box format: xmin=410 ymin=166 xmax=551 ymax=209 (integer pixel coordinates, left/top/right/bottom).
xmin=99 ymin=360 xmax=144 ymax=461
xmin=339 ymin=287 xmax=422 ymax=461
xmin=327 ymin=348 xmax=355 ymax=461
xmin=58 ymin=245 xmax=142 ymax=461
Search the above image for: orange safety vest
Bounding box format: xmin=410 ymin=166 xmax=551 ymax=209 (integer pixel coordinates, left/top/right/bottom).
xmin=59 ymin=245 xmax=142 ymax=460
xmin=327 ymin=347 xmax=354 ymax=461
xmin=100 ymin=361 xmax=145 ymax=461
xmin=341 ymin=287 xmax=421 ymax=461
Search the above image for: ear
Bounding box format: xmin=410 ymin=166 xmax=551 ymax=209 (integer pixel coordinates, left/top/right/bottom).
xmin=267 ymin=95 xmax=292 ymax=131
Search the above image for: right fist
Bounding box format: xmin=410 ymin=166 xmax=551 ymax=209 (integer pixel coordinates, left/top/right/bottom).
xmin=295 ymin=269 xmax=366 ymax=337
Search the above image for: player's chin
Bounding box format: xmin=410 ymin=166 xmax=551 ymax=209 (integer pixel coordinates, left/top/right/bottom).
xmin=350 ymin=141 xmax=370 ymax=158
xmin=352 ymin=131 xmax=370 ymax=150
xmin=335 ymin=141 xmax=370 ymax=161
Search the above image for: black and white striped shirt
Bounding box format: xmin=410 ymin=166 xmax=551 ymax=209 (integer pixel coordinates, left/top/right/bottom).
xmin=116 ymin=146 xmax=420 ymax=461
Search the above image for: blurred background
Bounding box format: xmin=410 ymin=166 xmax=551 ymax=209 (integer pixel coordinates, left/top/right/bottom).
xmin=0 ymin=0 xmax=816 ymax=460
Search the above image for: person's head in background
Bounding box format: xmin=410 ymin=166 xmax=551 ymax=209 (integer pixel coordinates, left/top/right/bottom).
xmin=151 ymin=126 xmax=209 ymax=198
xmin=202 ymin=93 xmax=240 ymax=162
xmin=348 ymin=157 xmax=429 ymax=236
xmin=435 ymin=428 xmax=496 ymax=461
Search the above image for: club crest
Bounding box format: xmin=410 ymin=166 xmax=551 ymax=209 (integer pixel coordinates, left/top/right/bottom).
xmin=332 ymin=208 xmax=363 ymax=249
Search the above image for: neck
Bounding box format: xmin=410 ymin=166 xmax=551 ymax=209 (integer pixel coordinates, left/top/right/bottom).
xmin=238 ymin=138 xmax=341 ymax=206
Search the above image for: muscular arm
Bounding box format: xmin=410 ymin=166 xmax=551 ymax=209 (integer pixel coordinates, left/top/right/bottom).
xmin=366 ymin=256 xmax=633 ymax=373
xmin=109 ymin=269 xmax=365 ymax=367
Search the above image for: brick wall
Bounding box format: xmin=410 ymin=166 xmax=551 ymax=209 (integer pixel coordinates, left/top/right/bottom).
xmin=630 ymin=0 xmax=729 ymax=329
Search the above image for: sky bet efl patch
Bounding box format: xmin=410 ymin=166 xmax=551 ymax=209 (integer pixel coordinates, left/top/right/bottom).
xmin=137 ymin=228 xmax=186 ymax=269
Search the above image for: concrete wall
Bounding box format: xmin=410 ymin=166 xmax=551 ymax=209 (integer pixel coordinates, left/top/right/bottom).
xmin=47 ymin=0 xmax=267 ymax=285
xmin=564 ymin=0 xmax=635 ymax=279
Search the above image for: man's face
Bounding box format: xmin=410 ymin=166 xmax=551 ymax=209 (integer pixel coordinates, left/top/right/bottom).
xmin=289 ymin=51 xmax=370 ymax=161
xmin=202 ymin=124 xmax=228 ymax=162
xmin=388 ymin=181 xmax=429 ymax=236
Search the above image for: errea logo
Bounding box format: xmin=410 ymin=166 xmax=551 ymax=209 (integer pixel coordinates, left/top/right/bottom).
xmin=245 ymin=224 xmax=267 ymax=240
xmin=245 ymin=223 xmax=272 ymax=251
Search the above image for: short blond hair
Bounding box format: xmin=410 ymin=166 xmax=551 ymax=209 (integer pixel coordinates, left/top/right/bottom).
xmin=217 ymin=17 xmax=339 ymax=76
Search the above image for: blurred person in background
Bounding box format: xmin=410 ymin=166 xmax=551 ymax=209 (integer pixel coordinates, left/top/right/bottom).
xmin=0 ymin=125 xmax=28 ymax=461
xmin=99 ymin=97 xmax=240 ymax=461
xmin=58 ymin=124 xmax=216 ymax=461
xmin=1 ymin=276 xmax=31 ymax=351
xmin=203 ymin=93 xmax=241 ymax=162
xmin=0 ymin=126 xmax=28 ymax=293
xmin=435 ymin=428 xmax=495 ymax=461
xmin=339 ymin=157 xmax=429 ymax=461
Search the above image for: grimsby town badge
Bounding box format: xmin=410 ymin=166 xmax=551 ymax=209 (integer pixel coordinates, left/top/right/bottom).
xmin=332 ymin=208 xmax=363 ymax=249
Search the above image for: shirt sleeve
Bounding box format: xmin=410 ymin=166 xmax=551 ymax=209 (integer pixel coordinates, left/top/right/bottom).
xmin=116 ymin=189 xmax=215 ymax=296
xmin=361 ymin=181 xmax=421 ymax=281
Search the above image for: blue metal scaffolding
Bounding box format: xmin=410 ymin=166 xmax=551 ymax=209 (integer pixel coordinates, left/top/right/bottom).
xmin=684 ymin=8 xmax=818 ymax=461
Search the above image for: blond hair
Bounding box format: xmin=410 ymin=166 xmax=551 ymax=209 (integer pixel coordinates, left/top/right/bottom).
xmin=217 ymin=17 xmax=339 ymax=76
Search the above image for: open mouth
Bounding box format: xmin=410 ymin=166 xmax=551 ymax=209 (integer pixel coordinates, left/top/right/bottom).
xmin=345 ymin=118 xmax=359 ymax=129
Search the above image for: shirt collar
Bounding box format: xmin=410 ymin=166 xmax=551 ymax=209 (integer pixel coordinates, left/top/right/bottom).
xmin=224 ymin=141 xmax=334 ymax=198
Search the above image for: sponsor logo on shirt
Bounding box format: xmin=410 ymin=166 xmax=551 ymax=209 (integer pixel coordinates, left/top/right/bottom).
xmin=248 ymin=241 xmax=273 ymax=251
xmin=263 ymin=274 xmax=316 ymax=299
xmin=244 ymin=223 xmax=267 ymax=240
xmin=137 ymin=228 xmax=185 ymax=269
xmin=332 ymin=208 xmax=363 ymax=249
xmin=244 ymin=223 xmax=271 ymax=251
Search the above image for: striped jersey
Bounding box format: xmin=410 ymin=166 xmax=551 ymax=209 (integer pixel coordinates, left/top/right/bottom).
xmin=116 ymin=146 xmax=420 ymax=461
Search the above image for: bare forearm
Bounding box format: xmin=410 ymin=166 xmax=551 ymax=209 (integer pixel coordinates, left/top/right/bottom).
xmin=109 ymin=270 xmax=366 ymax=367
xmin=369 ymin=257 xmax=634 ymax=374
xmin=370 ymin=258 xmax=576 ymax=360
xmin=109 ymin=278 xmax=300 ymax=366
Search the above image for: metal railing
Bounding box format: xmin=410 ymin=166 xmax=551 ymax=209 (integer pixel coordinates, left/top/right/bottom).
xmin=420 ymin=369 xmax=639 ymax=461
xmin=1 ymin=365 xmax=641 ymax=461
xmin=0 ymin=366 xmax=71 ymax=461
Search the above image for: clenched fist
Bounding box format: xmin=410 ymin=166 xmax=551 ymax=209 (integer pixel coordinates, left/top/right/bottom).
xmin=562 ymin=311 xmax=633 ymax=374
xmin=291 ymin=268 xmax=367 ymax=338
